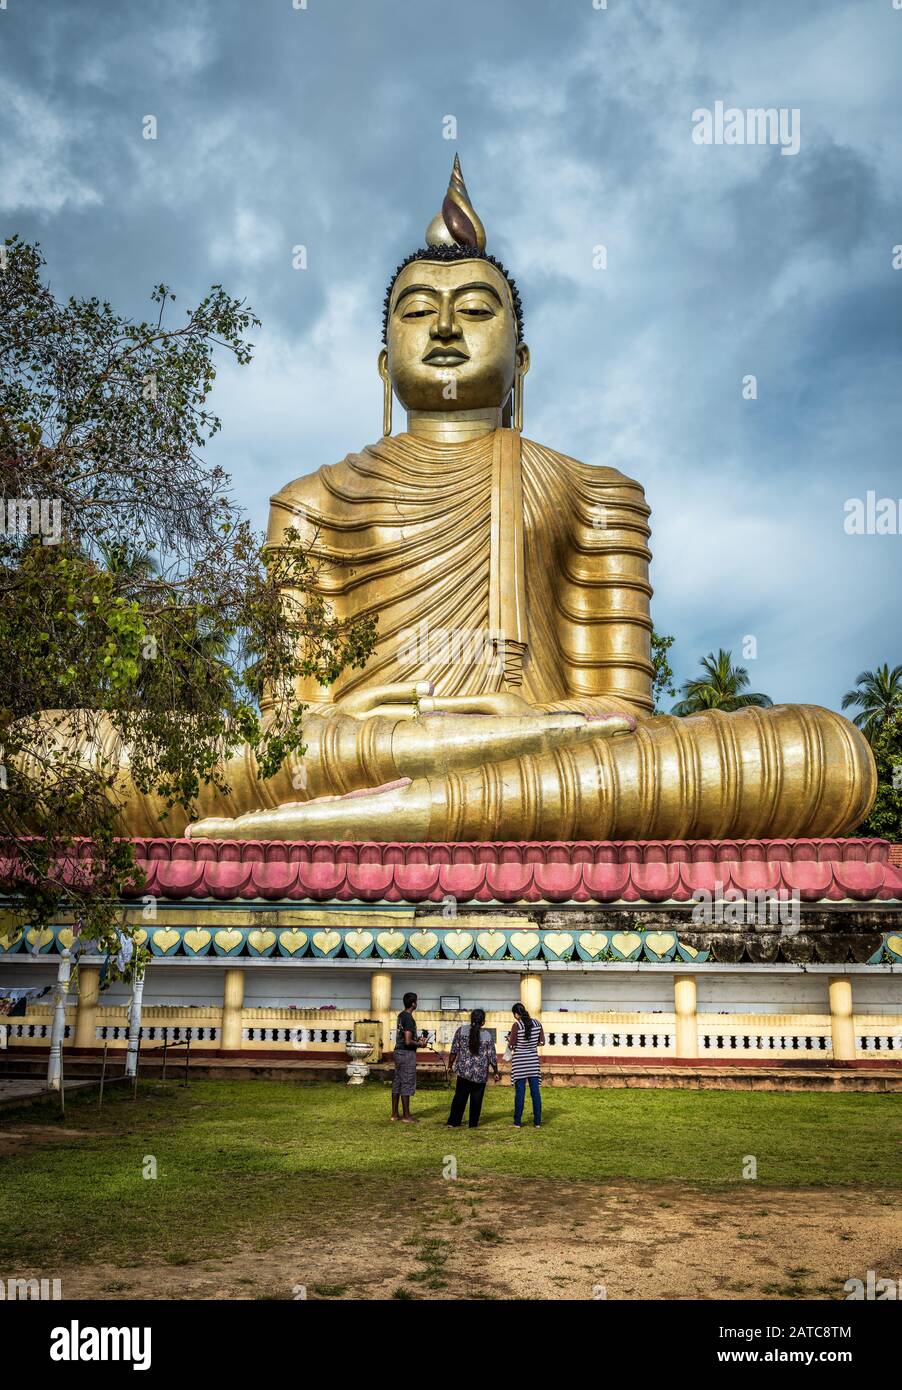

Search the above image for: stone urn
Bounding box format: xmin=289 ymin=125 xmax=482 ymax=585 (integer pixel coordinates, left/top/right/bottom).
xmin=345 ymin=1039 xmax=373 ymax=1085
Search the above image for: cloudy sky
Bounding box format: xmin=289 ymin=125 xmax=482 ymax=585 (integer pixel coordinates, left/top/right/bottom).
xmin=2 ymin=0 xmax=900 ymax=710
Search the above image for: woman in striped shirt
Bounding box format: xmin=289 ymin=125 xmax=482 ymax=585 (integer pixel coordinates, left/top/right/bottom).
xmin=508 ymin=1001 xmax=545 ymax=1128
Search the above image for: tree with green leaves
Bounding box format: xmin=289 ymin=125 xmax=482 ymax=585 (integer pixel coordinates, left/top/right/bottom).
xmin=0 ymin=236 xmax=375 ymax=960
xmin=671 ymin=648 xmax=773 ymax=716
xmin=651 ymin=630 xmax=677 ymax=713
xmin=841 ymin=664 xmax=902 ymax=742
xmin=854 ymin=715 xmax=902 ymax=841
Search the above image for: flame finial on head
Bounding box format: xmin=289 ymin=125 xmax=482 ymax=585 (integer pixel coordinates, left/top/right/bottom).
xmin=425 ymin=155 xmax=487 ymax=251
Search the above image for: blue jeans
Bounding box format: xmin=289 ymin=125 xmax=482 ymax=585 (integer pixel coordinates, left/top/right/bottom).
xmin=513 ymin=1075 xmax=542 ymax=1126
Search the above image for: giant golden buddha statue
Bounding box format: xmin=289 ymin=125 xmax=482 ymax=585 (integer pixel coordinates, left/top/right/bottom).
xmin=123 ymin=157 xmax=875 ymax=842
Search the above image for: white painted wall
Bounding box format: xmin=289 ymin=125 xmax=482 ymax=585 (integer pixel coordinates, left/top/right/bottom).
xmin=1 ymin=961 xmax=899 ymax=1017
xmin=544 ymin=973 xmax=672 ymax=1012
xmin=851 ymin=974 xmax=902 ymax=1015
xmin=696 ymin=972 xmax=830 ymax=1015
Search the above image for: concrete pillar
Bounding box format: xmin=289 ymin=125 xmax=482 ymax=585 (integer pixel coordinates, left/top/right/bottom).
xmin=520 ymin=972 xmax=542 ymax=1018
xmin=47 ymin=950 xmax=72 ymax=1091
xmin=673 ymin=974 xmax=698 ymax=1059
xmin=828 ymin=975 xmax=856 ymax=1062
xmin=370 ymin=970 xmax=392 ymax=1058
xmin=221 ymin=967 xmax=245 ymax=1053
xmin=124 ymin=968 xmax=145 ymax=1078
xmin=74 ymin=964 xmax=101 ymax=1048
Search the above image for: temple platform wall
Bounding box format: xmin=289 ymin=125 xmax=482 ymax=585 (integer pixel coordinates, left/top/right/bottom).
xmin=2 ymin=955 xmax=900 ymax=1072
xmin=2 ymin=838 xmax=901 ymax=1082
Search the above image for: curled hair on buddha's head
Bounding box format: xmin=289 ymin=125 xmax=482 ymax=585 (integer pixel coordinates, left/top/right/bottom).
xmin=382 ymin=244 xmax=525 ymax=346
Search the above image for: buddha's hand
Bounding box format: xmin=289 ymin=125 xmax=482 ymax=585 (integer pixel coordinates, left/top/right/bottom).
xmin=185 ymin=696 xmax=636 ymax=840
xmin=338 ymin=681 xmax=537 ymax=720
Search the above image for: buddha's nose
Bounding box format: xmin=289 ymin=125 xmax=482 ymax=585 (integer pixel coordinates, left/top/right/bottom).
xmin=432 ymin=296 xmax=462 ymax=340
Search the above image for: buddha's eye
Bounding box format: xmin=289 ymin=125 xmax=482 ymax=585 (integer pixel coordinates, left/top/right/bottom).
xmin=402 ymin=308 xmax=434 ymax=319
xmin=457 ymin=303 xmax=494 ymax=318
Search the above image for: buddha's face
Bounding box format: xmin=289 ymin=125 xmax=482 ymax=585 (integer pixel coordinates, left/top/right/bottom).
xmin=384 ymin=258 xmax=527 ymax=414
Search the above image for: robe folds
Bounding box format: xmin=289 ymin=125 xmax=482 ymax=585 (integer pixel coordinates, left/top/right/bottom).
xmin=267 ymin=430 xmax=655 ymax=717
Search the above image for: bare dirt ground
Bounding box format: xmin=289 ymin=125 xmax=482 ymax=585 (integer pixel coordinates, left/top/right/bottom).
xmin=0 ymin=1124 xmax=116 ymax=1156
xmin=54 ymin=1179 xmax=901 ymax=1301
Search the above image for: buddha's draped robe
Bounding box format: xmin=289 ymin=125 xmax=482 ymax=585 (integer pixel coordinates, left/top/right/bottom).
xmin=268 ymin=430 xmax=655 ymax=717
xmin=246 ymin=430 xmax=874 ymax=841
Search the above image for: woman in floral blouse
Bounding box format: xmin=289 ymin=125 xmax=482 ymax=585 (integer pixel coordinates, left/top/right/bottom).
xmin=446 ymin=1008 xmax=500 ymax=1129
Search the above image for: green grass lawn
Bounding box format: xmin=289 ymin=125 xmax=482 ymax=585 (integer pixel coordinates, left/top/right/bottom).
xmin=1 ymin=1081 xmax=899 ymax=1266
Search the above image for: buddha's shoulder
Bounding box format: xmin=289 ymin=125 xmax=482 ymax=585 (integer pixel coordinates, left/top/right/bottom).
xmin=269 ymin=447 xmax=378 ymax=516
xmin=521 ymin=438 xmax=647 ymax=501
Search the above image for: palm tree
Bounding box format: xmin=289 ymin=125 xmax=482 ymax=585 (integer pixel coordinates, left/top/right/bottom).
xmin=97 ymin=542 xmax=159 ymax=595
xmin=841 ymin=663 xmax=902 ymax=741
xmin=671 ymin=648 xmax=774 ymax=716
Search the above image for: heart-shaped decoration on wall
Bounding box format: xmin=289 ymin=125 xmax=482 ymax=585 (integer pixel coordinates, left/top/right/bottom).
xmin=408 ymin=931 xmax=439 ymax=957
xmin=344 ymin=930 xmax=375 ymax=957
xmin=26 ymin=927 xmax=54 ymax=953
xmin=644 ymin=932 xmax=677 ymax=960
xmin=376 ymin=930 xmax=406 ymax=957
xmin=213 ymin=928 xmax=245 ymax=955
xmin=610 ymin=931 xmax=642 ymax=960
xmin=278 ymin=929 xmax=308 ymax=956
xmin=542 ymin=932 xmax=574 ymax=960
xmin=442 ymin=931 xmax=474 ymax=958
xmin=183 ymin=929 xmax=212 ymax=955
xmin=475 ymin=930 xmax=506 ymax=958
xmin=576 ymin=931 xmax=609 ymax=959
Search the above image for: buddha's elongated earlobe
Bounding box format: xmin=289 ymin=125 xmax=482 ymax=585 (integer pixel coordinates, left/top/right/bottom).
xmin=513 ymin=344 xmax=530 ymax=432
xmin=378 ymin=349 xmax=392 ymax=436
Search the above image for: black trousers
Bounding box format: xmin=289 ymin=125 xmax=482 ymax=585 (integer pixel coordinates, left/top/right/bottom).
xmin=447 ymin=1075 xmax=487 ymax=1128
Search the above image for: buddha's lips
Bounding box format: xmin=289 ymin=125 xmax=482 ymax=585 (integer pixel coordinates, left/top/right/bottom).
xmin=423 ymin=348 xmax=469 ymax=365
